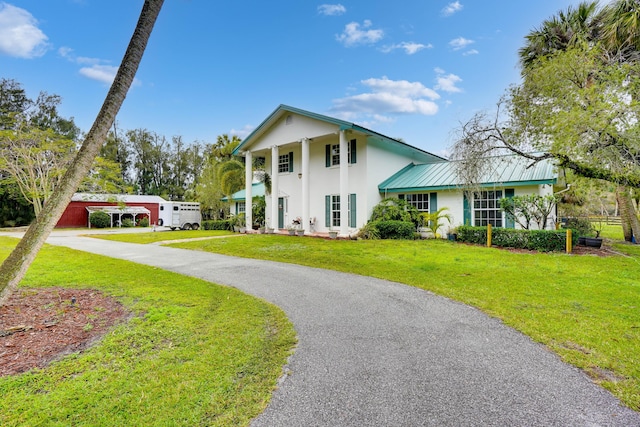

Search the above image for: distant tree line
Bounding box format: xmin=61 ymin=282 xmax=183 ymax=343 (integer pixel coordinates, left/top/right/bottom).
xmin=0 ymin=77 xmax=252 ymax=227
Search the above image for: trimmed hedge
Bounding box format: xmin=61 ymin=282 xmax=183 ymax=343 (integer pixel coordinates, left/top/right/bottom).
xmin=89 ymin=211 xmax=110 ymax=228
xmin=202 ymin=219 xmax=233 ymax=230
xmin=457 ymin=225 xmax=579 ymax=252
xmin=371 ymin=220 xmax=415 ymax=240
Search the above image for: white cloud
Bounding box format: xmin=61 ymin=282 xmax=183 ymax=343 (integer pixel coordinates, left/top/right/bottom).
xmin=230 ymin=124 xmax=254 ymax=139
xmin=362 ymin=76 xmax=440 ymax=100
xmin=381 ymin=41 xmax=432 ymax=55
xmin=79 ymin=65 xmax=119 ymax=84
xmin=58 ymin=46 xmax=102 ymax=65
xmin=61 ymin=47 xmax=139 ymax=85
xmin=330 ymin=76 xmax=440 ymax=126
xmin=318 ymin=4 xmax=346 ymax=16
xmin=442 ymin=1 xmax=463 ymax=17
xmin=463 ymin=49 xmax=479 ymax=56
xmin=449 ymin=36 xmax=474 ymax=51
xmin=0 ymin=3 xmax=48 ymax=58
xmin=434 ymin=69 xmax=463 ymax=93
xmin=336 ymin=20 xmax=384 ymax=47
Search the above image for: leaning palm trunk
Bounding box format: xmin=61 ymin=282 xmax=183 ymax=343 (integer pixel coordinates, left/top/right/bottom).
xmin=0 ymin=0 xmax=164 ymax=305
xmin=616 ymin=185 xmax=640 ymax=242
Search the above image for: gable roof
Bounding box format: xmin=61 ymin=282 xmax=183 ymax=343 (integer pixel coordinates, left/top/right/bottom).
xmin=379 ymin=155 xmax=557 ymax=193
xmin=232 ymin=104 xmax=447 ymax=162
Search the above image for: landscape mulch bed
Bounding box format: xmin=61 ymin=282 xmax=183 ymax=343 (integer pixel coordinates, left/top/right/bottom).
xmin=0 ymin=288 xmax=131 ymax=377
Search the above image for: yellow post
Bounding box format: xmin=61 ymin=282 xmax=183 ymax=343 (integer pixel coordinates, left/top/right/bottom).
xmin=566 ymin=229 xmax=572 ymax=254
xmin=487 ymin=223 xmax=492 ymax=247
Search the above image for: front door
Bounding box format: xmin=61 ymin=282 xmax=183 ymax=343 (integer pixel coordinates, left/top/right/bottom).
xmin=278 ymin=197 xmax=285 ymax=229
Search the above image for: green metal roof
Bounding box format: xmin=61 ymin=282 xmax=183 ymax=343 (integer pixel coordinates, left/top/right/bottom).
xmin=232 ymin=104 xmax=447 ymax=162
xmin=221 ymin=182 xmax=265 ymax=202
xmin=379 ymin=155 xmax=557 ymax=192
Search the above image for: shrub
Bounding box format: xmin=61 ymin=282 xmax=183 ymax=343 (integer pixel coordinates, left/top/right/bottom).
xmin=121 ymin=218 xmax=135 ymax=228
xmin=564 ymin=217 xmax=594 ymax=237
xmin=202 ymin=219 xmax=233 ymax=230
xmin=372 ymin=220 xmax=415 ymax=240
xmin=356 ymin=221 xmax=380 ymax=240
xmin=370 ymin=198 xmax=420 ymax=226
xmin=457 ymin=225 xmax=578 ymax=252
xmin=138 ymin=217 xmax=150 ymax=227
xmin=89 ymin=211 xmax=110 ymax=228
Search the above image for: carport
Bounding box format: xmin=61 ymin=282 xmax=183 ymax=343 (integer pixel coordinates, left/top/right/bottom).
xmin=86 ymin=206 xmax=151 ymax=228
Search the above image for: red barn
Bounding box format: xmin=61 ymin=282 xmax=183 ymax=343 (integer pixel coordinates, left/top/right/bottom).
xmin=57 ymin=193 xmax=167 ymax=228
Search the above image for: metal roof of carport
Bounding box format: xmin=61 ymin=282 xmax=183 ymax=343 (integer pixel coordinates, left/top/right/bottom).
xmin=379 ymin=155 xmax=557 ymax=193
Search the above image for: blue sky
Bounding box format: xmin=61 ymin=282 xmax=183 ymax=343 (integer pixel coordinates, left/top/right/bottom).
xmin=1 ymin=0 xmax=580 ymax=156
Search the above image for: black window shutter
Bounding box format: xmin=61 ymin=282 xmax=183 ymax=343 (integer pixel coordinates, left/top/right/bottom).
xmin=350 ymin=139 xmax=357 ymax=164
xmin=289 ymin=152 xmax=294 ymax=173
xmin=325 ymin=145 xmax=331 ymax=167
xmin=325 ymin=195 xmax=331 ymax=226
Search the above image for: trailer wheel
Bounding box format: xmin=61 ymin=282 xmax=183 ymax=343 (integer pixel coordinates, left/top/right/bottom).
xmin=182 ymin=223 xmax=192 ymax=230
xmin=192 ymin=223 xmax=200 ymax=230
xmin=157 ymin=219 xmax=163 ymax=226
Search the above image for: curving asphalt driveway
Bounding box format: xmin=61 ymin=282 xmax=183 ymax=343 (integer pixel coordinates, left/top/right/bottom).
xmin=30 ymin=232 xmax=640 ymax=426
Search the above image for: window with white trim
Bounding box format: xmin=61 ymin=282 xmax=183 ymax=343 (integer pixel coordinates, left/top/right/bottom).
xmin=330 ymin=142 xmax=353 ymax=166
xmin=404 ymin=193 xmax=429 ymax=212
xmin=331 ymin=195 xmax=341 ymax=227
xmin=237 ymin=201 xmax=246 ymax=214
xmin=474 ymin=190 xmax=503 ymax=227
xmin=278 ymin=153 xmax=290 ymax=173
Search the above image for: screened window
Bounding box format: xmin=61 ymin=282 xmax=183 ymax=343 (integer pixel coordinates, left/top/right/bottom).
xmin=278 ymin=153 xmax=290 ymax=173
xmin=404 ymin=193 xmax=430 ymax=212
xmin=327 ymin=194 xmax=355 ymax=227
xmin=237 ymin=201 xmax=246 ymax=214
xmin=331 ymin=195 xmax=341 ymax=227
xmin=328 ymin=140 xmax=355 ymax=166
xmin=474 ymin=190 xmax=503 ymax=227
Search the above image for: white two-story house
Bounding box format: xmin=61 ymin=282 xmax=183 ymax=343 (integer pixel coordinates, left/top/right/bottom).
xmin=232 ymin=105 xmax=558 ymax=235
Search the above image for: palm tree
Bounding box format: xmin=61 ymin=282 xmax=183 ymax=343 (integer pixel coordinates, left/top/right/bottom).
xmin=216 ymin=158 xmax=245 ymax=200
xmin=518 ymin=1 xmax=601 ymax=71
xmin=518 ymin=0 xmax=640 ymax=242
xmin=0 ymin=0 xmax=165 ymax=305
xmin=601 ymin=0 xmax=640 ymax=62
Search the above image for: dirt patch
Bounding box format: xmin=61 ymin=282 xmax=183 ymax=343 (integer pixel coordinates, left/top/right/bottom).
xmin=0 ymin=288 xmax=131 ymax=377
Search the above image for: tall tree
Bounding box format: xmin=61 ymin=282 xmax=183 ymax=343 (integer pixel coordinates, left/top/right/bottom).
xmin=0 ymin=127 xmax=76 ymax=215
xmin=195 ymin=134 xmax=243 ymax=219
xmin=100 ymin=123 xmax=133 ymax=186
xmin=600 ymin=0 xmax=640 ymax=240
xmin=0 ymin=0 xmax=165 ymax=305
xmin=128 ymin=128 xmax=171 ymax=195
xmin=453 ymin=0 xmax=640 ymax=241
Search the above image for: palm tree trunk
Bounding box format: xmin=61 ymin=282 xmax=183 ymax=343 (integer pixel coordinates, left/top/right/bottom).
xmin=617 ymin=185 xmax=640 ymax=242
xmin=0 ymin=0 xmax=164 ymax=305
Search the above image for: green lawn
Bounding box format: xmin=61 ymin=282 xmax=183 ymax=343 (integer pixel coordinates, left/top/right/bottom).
xmin=0 ymin=237 xmax=296 ymax=426
xmin=87 ymin=229 xmax=233 ymax=244
xmin=168 ymin=234 xmax=640 ymax=411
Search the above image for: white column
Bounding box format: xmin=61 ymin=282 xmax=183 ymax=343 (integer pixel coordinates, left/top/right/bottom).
xmin=244 ymin=150 xmax=252 ymax=230
xmin=339 ymin=130 xmax=349 ymax=236
xmin=301 ymin=138 xmax=310 ymax=232
xmin=271 ymin=145 xmax=279 ymax=230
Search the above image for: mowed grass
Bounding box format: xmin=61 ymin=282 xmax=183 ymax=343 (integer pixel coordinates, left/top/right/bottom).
xmin=169 ymin=234 xmax=640 ymax=411
xmin=0 ymin=237 xmax=296 ymax=426
xmin=87 ymin=229 xmax=233 ymax=244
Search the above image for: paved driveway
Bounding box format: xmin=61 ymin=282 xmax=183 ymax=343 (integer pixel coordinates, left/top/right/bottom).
xmin=24 ymin=232 xmax=640 ymax=425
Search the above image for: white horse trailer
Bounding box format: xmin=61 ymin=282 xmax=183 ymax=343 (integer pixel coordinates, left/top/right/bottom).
xmin=158 ymin=202 xmax=202 ymax=230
